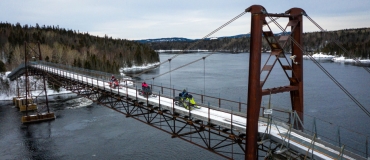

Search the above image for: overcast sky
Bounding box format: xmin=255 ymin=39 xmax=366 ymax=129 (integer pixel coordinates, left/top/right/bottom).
xmin=1 ymin=0 xmax=369 ymax=40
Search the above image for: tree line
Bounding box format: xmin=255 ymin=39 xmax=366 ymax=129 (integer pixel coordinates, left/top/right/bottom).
xmin=147 ymin=28 xmax=370 ymax=58
xmin=0 ymin=22 xmax=160 ymax=74
xmin=1 ymin=22 xmax=369 ymax=75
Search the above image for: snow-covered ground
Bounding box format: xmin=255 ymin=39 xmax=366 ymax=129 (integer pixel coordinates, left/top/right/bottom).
xmin=0 ymin=71 xmax=73 ymax=101
xmin=119 ymin=62 xmax=159 ymax=74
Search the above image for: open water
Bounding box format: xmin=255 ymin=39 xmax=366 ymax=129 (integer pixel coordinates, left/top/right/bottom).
xmin=1 ymin=52 xmax=369 ymax=159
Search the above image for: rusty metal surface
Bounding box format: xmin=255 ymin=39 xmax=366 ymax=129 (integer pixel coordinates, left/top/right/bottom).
xmin=246 ymin=5 xmax=305 ymax=159
xmin=287 ymin=8 xmax=305 ymax=129
xmin=261 ymin=85 xmax=299 ymax=95
xmin=26 ymin=65 xmax=248 ymax=159
xmin=246 ymin=5 xmax=265 ymax=160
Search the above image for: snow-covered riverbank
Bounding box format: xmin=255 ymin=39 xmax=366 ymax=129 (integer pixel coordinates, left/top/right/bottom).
xmin=0 ymin=62 xmax=159 ymax=101
xmin=119 ymin=62 xmax=159 ymax=74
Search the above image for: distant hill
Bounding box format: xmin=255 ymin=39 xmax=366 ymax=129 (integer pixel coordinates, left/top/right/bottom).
xmin=136 ymin=32 xmax=296 ymax=43
xmin=137 ymin=37 xmax=194 ymax=43
xmin=137 ymin=34 xmax=253 ymax=43
xmin=140 ymin=28 xmax=370 ymax=58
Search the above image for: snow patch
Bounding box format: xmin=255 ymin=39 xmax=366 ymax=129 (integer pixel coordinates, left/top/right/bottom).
xmin=119 ymin=62 xmax=160 ymax=74
xmin=0 ymin=71 xmax=72 ymax=101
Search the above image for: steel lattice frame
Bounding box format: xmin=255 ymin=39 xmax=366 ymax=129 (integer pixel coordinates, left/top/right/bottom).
xmin=28 ymin=66 xmax=250 ymax=159
xmin=23 ymin=61 xmax=319 ymax=159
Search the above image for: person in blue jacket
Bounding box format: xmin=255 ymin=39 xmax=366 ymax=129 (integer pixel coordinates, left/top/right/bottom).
xmin=180 ymin=89 xmax=188 ymax=98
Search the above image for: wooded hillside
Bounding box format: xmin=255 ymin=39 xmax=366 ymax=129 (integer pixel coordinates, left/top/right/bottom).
xmin=147 ymin=28 xmax=370 ymax=58
xmin=0 ymin=22 xmax=160 ymax=74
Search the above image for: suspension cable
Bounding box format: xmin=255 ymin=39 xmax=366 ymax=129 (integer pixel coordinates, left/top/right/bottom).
xmin=307 ymin=54 xmax=370 ymax=117
xmin=141 ymin=16 xmax=281 ymax=81
xmin=264 ymin=15 xmax=302 ymax=85
xmin=132 ymin=11 xmax=248 ymax=78
xmin=267 ymin=14 xmax=370 ymax=117
xmin=305 ymin=15 xmax=370 ymax=74
xmin=143 ymin=17 xmax=285 ymax=81
xmin=169 ymin=59 xmax=172 ymax=97
xmin=143 ymin=29 xmax=257 ymax=82
xmin=145 ymin=53 xmax=214 ymax=81
xmin=203 ymin=57 xmax=206 ymax=97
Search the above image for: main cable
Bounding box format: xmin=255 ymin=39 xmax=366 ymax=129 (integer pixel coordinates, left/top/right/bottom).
xmin=305 ymin=15 xmax=370 ymax=74
xmin=141 ymin=17 xmax=281 ymax=81
xmin=132 ymin=11 xmax=248 ymax=78
xmin=267 ymin=14 xmax=370 ymax=117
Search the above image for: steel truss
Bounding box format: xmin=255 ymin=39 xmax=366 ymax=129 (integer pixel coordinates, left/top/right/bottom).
xmin=27 ymin=66 xmax=250 ymax=159
xmin=25 ymin=63 xmax=331 ymax=159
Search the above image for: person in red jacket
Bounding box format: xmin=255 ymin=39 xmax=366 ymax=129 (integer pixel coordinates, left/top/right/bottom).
xmin=142 ymin=82 xmax=148 ymax=89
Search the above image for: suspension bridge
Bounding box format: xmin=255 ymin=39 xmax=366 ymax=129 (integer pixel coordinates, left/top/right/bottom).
xmin=6 ymin=5 xmax=370 ymax=160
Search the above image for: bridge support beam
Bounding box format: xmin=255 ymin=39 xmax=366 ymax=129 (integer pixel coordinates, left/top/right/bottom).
xmin=245 ymin=5 xmax=265 ymax=160
xmin=287 ymin=8 xmax=304 ymax=129
xmin=246 ymin=5 xmax=306 ymax=159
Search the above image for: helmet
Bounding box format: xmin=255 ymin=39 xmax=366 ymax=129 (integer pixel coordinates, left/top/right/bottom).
xmin=183 ymin=89 xmax=186 ymax=92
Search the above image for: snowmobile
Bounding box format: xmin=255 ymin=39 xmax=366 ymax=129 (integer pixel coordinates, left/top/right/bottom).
xmin=138 ymin=86 xmax=157 ymax=98
xmin=108 ymin=79 xmax=122 ymax=89
xmin=174 ymin=93 xmax=200 ymax=110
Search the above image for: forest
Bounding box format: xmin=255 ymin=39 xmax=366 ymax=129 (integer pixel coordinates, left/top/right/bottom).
xmin=147 ymin=28 xmax=370 ymax=59
xmin=1 ymin=22 xmax=370 ymax=75
xmin=0 ymin=22 xmax=160 ymax=74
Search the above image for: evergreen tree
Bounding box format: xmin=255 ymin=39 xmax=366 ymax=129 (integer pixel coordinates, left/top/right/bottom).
xmin=134 ymin=47 xmax=142 ymax=65
xmin=0 ymin=60 xmax=6 ymax=72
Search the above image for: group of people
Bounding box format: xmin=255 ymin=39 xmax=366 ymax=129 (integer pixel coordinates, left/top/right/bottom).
xmin=109 ymin=76 xmax=191 ymax=102
xmin=141 ymin=82 xmax=197 ymax=110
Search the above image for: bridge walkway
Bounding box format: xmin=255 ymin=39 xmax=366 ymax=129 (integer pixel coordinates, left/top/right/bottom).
xmin=7 ymin=61 xmax=366 ymax=160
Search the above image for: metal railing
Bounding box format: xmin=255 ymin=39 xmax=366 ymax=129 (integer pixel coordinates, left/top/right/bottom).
xmin=298 ymin=111 xmax=369 ymax=158
xmin=25 ymin=60 xmax=369 ymax=159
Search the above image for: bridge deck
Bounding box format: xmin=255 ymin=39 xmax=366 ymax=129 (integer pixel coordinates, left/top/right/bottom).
xmin=11 ymin=63 xmax=364 ymax=160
